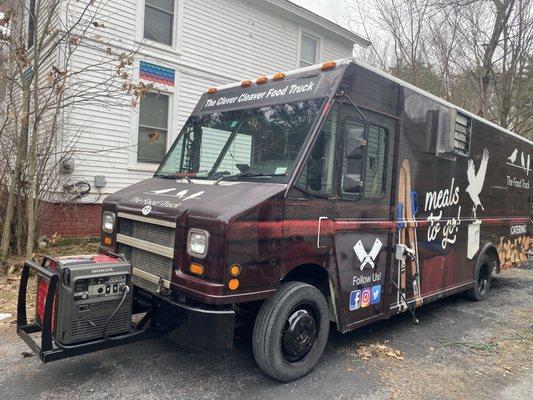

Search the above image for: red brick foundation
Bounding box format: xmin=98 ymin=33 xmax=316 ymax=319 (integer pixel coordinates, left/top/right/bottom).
xmin=39 ymin=202 xmax=102 ymax=238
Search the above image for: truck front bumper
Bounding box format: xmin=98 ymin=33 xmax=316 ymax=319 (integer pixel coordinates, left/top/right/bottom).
xmin=17 ymin=258 xmax=236 ymax=365
xmin=140 ymin=289 xmax=236 ymax=351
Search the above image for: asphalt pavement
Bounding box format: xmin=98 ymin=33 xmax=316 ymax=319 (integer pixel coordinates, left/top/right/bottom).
xmin=1 ymin=268 xmax=531 ymax=400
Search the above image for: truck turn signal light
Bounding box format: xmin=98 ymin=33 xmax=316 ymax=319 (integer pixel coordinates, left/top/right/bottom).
xmin=207 ymin=87 xmax=217 ymax=94
xmin=321 ymin=61 xmax=337 ymax=71
xmin=256 ymin=76 xmax=268 ymax=85
xmin=272 ymin=73 xmax=285 ymax=81
xmin=241 ymin=80 xmax=253 ymax=88
xmin=189 ymin=263 xmax=205 ymax=277
xmin=230 ymin=264 xmax=241 ymax=277
xmin=228 ymin=279 xmax=239 ymax=290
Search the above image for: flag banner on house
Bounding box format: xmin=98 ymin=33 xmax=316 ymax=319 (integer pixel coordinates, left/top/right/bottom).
xmin=140 ymin=61 xmax=175 ymax=86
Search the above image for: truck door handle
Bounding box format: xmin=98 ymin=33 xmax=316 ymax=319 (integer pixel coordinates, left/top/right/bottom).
xmin=317 ymin=216 xmax=328 ymax=249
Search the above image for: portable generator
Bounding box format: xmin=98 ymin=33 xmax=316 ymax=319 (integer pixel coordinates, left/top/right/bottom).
xmin=34 ymin=254 xmax=133 ymax=345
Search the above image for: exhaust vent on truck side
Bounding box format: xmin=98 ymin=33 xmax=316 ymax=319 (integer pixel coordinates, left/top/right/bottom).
xmin=453 ymin=112 xmax=471 ymax=156
xmin=425 ymin=108 xmax=472 ymax=159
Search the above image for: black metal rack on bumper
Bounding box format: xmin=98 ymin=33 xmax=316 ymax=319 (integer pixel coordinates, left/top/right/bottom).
xmin=16 ymin=256 xmax=235 ymax=363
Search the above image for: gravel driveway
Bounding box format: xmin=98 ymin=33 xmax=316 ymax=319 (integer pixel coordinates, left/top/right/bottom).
xmin=1 ymin=268 xmax=531 ymax=400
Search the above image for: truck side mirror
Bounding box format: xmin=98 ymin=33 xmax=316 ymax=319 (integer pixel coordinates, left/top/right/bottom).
xmin=345 ymin=127 xmax=366 ymax=159
xmin=343 ymin=173 xmax=363 ymax=193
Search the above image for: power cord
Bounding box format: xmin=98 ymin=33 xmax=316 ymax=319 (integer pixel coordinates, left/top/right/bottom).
xmin=102 ymin=285 xmax=130 ymax=339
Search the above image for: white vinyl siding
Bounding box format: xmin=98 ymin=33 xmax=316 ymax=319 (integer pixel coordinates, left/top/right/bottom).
xmin=57 ymin=0 xmax=356 ymax=201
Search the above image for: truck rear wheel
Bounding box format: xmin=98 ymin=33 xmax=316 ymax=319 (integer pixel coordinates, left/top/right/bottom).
xmin=466 ymin=254 xmax=494 ymax=301
xmin=252 ymin=282 xmax=329 ymax=382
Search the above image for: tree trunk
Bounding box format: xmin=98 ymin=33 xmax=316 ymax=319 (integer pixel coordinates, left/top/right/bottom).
xmin=0 ymin=91 xmax=30 ymax=259
xmin=26 ymin=68 xmax=41 ymax=258
xmin=478 ymin=0 xmax=516 ymax=116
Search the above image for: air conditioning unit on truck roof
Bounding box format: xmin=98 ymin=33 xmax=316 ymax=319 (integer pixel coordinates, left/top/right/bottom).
xmin=17 ymin=58 xmax=532 ymax=382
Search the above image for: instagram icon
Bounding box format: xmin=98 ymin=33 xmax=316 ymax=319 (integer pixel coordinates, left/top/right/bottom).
xmin=361 ymin=288 xmax=371 ymax=308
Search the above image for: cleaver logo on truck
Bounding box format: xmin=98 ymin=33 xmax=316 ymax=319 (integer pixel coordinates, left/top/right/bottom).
xmin=354 ymin=239 xmax=383 ymax=271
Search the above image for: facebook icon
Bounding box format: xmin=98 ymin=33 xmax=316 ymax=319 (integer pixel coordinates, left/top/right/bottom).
xmin=349 ymin=290 xmax=362 ymax=311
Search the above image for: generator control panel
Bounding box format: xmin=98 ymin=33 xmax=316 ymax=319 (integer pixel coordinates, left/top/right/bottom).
xmin=74 ymin=275 xmax=127 ymax=301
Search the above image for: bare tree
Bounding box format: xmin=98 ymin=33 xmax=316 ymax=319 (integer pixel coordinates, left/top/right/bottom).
xmin=0 ymin=0 xmax=149 ymax=258
xmin=346 ymin=0 xmax=532 ymax=137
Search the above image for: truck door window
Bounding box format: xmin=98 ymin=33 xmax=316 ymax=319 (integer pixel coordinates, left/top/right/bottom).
xmin=363 ymin=125 xmax=388 ymax=199
xmin=296 ymin=102 xmax=339 ymax=194
xmin=340 ymin=120 xmax=388 ymax=200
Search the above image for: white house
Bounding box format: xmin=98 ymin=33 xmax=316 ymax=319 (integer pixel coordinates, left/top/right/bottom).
xmin=39 ymin=0 xmax=370 ymax=237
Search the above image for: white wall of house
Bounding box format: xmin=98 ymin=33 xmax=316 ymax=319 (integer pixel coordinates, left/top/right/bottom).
xmin=63 ymin=0 xmax=366 ymax=201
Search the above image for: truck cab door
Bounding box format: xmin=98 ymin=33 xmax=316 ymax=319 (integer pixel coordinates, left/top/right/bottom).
xmin=332 ymin=104 xmax=396 ymax=332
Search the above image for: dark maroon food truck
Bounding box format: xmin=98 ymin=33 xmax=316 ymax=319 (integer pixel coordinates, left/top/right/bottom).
xmin=18 ymin=58 xmax=532 ymax=382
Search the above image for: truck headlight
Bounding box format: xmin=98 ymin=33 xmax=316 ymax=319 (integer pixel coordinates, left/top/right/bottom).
xmin=102 ymin=211 xmax=115 ymax=233
xmin=187 ymin=229 xmax=209 ymax=258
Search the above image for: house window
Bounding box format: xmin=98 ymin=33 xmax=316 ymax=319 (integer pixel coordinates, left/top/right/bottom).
xmin=27 ymin=0 xmax=36 ymax=49
xmin=144 ymin=0 xmax=175 ymax=46
xmin=137 ymin=92 xmax=169 ymax=163
xmin=299 ymin=33 xmax=319 ymax=67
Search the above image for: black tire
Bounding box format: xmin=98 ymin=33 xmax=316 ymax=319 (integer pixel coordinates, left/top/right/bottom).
xmin=252 ymin=282 xmax=330 ymax=382
xmin=465 ymin=254 xmax=495 ymax=301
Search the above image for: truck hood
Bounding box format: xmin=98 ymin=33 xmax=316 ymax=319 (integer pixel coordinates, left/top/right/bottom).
xmin=104 ymin=178 xmax=286 ymax=223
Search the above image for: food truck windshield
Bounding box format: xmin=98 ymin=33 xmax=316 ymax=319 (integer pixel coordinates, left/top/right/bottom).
xmin=155 ymin=97 xmax=326 ymax=182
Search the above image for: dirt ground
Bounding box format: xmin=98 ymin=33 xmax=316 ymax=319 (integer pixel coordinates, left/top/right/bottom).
xmin=0 ymin=259 xmax=531 ymax=400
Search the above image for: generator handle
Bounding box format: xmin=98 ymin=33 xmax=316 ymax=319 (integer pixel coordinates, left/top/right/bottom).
xmin=98 ymin=245 xmax=127 ymax=262
xmin=41 ymin=255 xmax=60 ymax=269
xmin=17 ymin=259 xmax=59 ymax=355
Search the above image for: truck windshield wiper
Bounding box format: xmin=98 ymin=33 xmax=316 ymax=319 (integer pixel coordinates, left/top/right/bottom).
xmin=155 ymin=174 xmax=193 ymax=183
xmin=214 ymin=172 xmax=286 ymax=185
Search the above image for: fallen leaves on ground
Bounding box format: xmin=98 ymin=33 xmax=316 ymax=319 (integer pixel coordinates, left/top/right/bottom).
xmin=21 ymin=350 xmax=34 ymax=358
xmin=355 ymin=342 xmax=404 ymax=361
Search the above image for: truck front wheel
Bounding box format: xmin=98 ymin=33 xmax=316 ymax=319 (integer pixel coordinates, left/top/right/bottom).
xmin=252 ymin=282 xmax=330 ymax=382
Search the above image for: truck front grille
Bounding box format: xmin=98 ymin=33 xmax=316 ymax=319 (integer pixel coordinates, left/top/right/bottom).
xmin=116 ymin=213 xmax=176 ymax=293
xmin=119 ymin=218 xmax=175 ymax=247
